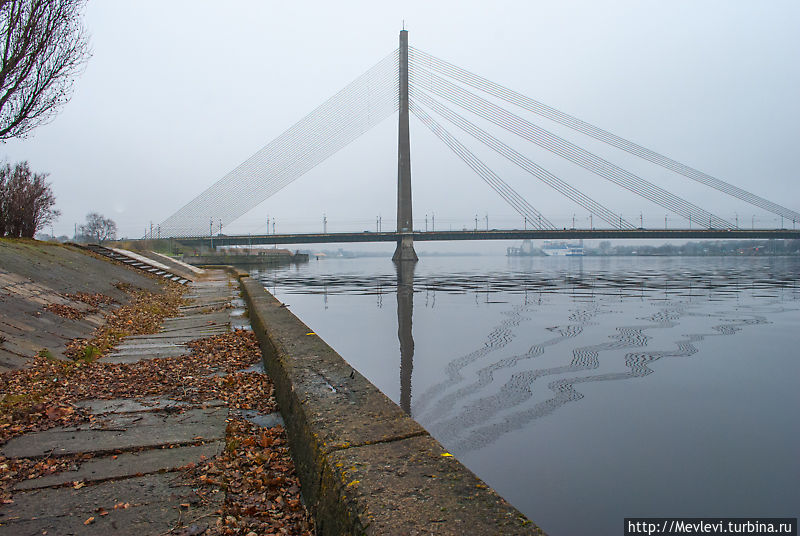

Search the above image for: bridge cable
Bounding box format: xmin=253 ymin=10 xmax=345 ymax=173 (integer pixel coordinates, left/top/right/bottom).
xmin=409 ymin=47 xmax=800 ymax=223
xmin=179 ymin=71 xmax=399 ymax=231
xmin=411 ymin=88 xmax=634 ymax=229
xmin=165 ymin=52 xmax=398 ymax=236
xmin=410 ymin=101 xmax=555 ymax=229
xmin=413 ymin=77 xmax=718 ymax=228
xmin=410 ymin=66 xmax=731 ymax=229
xmin=158 ymin=50 xmax=400 ymax=237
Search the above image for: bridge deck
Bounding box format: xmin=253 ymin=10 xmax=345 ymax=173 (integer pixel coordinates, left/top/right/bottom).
xmin=169 ymin=229 xmax=800 ymax=247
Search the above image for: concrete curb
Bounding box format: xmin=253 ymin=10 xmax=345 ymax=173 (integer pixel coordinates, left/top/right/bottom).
xmin=238 ymin=275 xmax=547 ymax=535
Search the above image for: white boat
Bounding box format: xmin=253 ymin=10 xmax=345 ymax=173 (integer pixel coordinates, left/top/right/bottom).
xmin=542 ymin=240 xmax=584 ymax=256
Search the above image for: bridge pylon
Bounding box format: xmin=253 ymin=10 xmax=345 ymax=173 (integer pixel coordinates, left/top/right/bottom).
xmin=392 ymin=29 xmax=418 ymax=262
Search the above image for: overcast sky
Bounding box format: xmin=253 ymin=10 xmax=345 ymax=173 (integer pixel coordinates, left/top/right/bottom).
xmin=3 ymin=0 xmax=799 ymax=242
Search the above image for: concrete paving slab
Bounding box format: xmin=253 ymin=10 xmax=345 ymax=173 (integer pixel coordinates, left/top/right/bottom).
xmin=164 ymin=310 xmax=230 ymax=320
xmin=160 ymin=311 xmax=229 ymax=324
xmin=157 ymin=320 xmax=229 ymax=330
xmin=119 ymin=332 xmax=224 ymax=344
xmin=0 ymin=349 xmax=29 ymax=371
xmin=157 ymin=322 xmax=229 ymax=333
xmin=156 ymin=326 xmax=229 ymax=336
xmin=179 ymin=300 xmax=231 ymax=311
xmin=0 ymin=406 xmax=228 ymax=458
xmin=74 ymin=398 xmax=225 ymax=415
xmin=14 ymin=441 xmax=224 ymax=490
xmin=114 ymin=342 xmax=188 ymax=350
xmin=0 ymin=473 xmax=220 ymax=536
xmin=163 ymin=320 xmax=223 ymax=327
xmin=100 ymin=347 xmax=188 ymax=363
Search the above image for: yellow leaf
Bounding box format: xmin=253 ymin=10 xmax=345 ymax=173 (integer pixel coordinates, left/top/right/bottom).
xmin=305 ymin=332 xmax=316 ymax=335
xmin=346 ymin=480 xmax=360 ymax=487
xmin=441 ymin=452 xmax=453 ymax=457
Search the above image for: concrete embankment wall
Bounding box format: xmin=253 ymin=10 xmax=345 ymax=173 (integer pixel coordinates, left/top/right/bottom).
xmin=238 ymin=276 xmax=546 ymax=535
xmin=183 ymin=253 xmax=306 ymax=267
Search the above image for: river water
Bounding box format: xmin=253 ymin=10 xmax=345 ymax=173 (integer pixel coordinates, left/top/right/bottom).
xmin=256 ymin=255 xmax=800 ymax=535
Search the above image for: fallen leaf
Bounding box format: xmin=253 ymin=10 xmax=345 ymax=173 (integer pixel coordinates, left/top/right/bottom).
xmin=45 ymin=406 xmax=74 ymax=420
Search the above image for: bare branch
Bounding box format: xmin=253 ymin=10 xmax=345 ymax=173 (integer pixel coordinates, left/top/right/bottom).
xmin=0 ymin=0 xmax=90 ymax=140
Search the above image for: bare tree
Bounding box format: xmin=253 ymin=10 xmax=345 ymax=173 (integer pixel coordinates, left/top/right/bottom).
xmin=0 ymin=160 xmax=59 ymax=237
xmin=0 ymin=0 xmax=90 ymax=140
xmin=0 ymin=166 xmax=5 ymax=235
xmin=80 ymin=211 xmax=116 ymax=242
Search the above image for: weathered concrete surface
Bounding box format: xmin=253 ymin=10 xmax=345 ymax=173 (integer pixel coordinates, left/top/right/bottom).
xmin=100 ymin=271 xmax=246 ymax=363
xmin=0 ymin=474 xmax=219 ymax=536
xmin=0 ymin=269 xmax=244 ymax=534
xmin=14 ymin=441 xmax=223 ymax=490
xmin=239 ymin=276 xmax=546 ymax=535
xmin=0 ymin=406 xmax=228 ymax=459
xmin=74 ymin=397 xmax=225 ymax=414
xmin=0 ymin=397 xmax=227 ymax=534
xmin=0 ymin=240 xmax=163 ymax=370
xmin=325 ymin=435 xmax=534 ymax=535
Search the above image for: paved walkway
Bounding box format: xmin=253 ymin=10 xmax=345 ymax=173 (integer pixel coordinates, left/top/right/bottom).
xmin=0 ymin=270 xmax=249 ymax=535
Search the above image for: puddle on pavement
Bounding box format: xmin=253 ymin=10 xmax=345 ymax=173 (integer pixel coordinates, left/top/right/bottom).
xmin=236 ymin=409 xmax=284 ymax=428
xmin=239 ymin=361 xmax=264 ymax=374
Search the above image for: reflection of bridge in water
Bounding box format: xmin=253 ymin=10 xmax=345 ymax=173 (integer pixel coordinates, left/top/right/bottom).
xmin=386 ymin=259 xmax=799 ymax=452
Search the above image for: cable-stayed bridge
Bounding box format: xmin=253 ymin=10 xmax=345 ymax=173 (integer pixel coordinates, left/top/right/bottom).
xmin=156 ymin=31 xmax=800 ymax=257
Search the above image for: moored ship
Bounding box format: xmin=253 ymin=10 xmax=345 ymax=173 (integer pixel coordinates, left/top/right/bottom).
xmin=541 ymin=240 xmax=584 ymax=256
